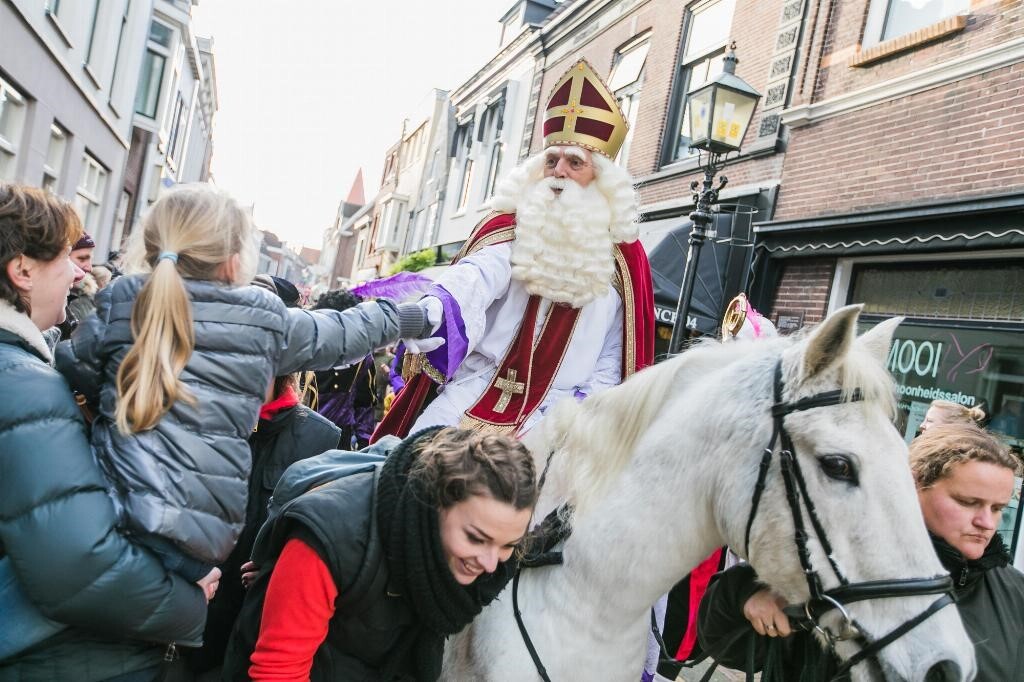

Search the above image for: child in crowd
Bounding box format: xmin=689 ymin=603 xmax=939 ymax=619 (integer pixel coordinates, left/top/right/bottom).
xmin=11 ymin=183 xmax=434 ymax=654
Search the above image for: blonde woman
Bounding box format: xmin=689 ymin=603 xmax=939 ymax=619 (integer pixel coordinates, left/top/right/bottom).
xmin=54 ymin=185 xmax=435 ymax=620
xmin=919 ymin=398 xmax=986 ymax=432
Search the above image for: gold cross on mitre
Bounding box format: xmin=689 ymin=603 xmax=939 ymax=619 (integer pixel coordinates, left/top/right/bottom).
xmin=493 ymin=369 xmax=525 ymax=413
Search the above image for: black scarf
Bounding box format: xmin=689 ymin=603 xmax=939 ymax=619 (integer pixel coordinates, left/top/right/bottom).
xmin=929 ymin=531 xmax=1009 ymax=592
xmin=376 ymin=428 xmax=515 ymax=681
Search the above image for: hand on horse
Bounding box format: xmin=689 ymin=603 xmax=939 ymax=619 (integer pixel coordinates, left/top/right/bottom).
xmin=743 ymin=588 xmax=792 ymax=638
xmin=240 ymin=560 xmax=260 ymax=590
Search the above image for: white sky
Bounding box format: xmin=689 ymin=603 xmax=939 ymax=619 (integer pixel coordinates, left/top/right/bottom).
xmin=191 ymin=0 xmax=518 ymax=251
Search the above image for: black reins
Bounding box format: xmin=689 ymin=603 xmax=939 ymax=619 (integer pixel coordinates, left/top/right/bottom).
xmin=745 ymin=361 xmax=956 ymax=680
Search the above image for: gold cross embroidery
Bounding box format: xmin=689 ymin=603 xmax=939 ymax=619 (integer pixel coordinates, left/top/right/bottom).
xmin=493 ymin=369 xmax=525 ymax=414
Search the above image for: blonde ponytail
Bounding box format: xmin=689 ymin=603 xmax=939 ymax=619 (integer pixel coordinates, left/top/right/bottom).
xmin=114 ymin=183 xmax=256 ymax=433
xmin=115 ymin=257 xmax=195 ymax=432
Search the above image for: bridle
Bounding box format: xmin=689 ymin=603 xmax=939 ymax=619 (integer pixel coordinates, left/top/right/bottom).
xmin=511 ymin=359 xmax=957 ymax=682
xmin=744 ymin=360 xmax=955 ymax=680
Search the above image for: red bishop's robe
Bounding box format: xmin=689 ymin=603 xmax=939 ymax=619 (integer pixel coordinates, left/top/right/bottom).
xmin=372 ymin=212 xmax=654 ymax=441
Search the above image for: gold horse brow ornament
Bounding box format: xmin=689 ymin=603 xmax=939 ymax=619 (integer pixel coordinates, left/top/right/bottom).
xmin=542 ymin=58 xmax=629 ymax=159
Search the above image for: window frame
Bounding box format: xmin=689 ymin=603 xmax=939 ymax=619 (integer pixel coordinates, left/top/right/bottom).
xmin=135 ymin=20 xmax=173 ymax=119
xmin=863 ymin=0 xmax=970 ymax=46
xmin=0 ymin=77 xmax=27 ymax=182
xmin=660 ymin=0 xmax=736 ymax=166
xmin=42 ymin=123 xmax=69 ymax=192
xmin=75 ymin=153 xmax=109 ymax=233
xmin=610 ymin=33 xmax=651 ymax=167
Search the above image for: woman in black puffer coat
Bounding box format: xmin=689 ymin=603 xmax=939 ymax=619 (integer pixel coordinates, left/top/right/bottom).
xmin=0 ymin=185 xmax=207 ymax=681
xmin=697 ymin=424 xmax=1024 ymax=682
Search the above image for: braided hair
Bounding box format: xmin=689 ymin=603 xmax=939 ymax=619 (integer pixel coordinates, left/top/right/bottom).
xmin=409 ymin=428 xmax=538 ymax=511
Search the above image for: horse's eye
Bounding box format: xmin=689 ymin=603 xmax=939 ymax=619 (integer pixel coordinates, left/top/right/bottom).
xmin=819 ymin=454 xmax=858 ymax=484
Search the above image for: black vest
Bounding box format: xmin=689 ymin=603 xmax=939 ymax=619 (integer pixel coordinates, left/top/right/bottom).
xmin=223 ymin=468 xmax=418 ymax=682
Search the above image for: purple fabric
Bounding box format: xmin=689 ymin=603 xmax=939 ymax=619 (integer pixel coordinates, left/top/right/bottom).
xmin=318 ymin=390 xmax=355 ymax=428
xmin=390 ymin=347 xmax=406 ymax=393
xmin=423 ymin=284 xmax=469 ymax=381
xmin=354 ymin=407 xmax=376 ymax=442
xmin=350 ymin=272 xmax=433 ymax=300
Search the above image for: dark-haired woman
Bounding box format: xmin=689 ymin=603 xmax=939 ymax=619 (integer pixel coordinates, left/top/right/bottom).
xmin=223 ymin=427 xmax=538 ymax=681
xmin=0 ymin=184 xmax=207 ymax=680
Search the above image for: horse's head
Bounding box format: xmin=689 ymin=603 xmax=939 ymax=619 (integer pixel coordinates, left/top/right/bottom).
xmin=735 ymin=305 xmax=975 ymax=682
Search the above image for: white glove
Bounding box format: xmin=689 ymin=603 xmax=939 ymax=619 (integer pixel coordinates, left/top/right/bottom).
xmin=402 ymin=297 xmax=445 ymax=354
xmin=403 ymin=336 xmax=445 ymax=354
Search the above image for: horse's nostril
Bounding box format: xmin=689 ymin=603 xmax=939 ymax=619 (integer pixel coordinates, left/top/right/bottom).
xmin=924 ymin=660 xmax=961 ymax=682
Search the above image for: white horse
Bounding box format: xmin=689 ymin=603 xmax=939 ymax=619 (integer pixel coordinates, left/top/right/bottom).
xmin=443 ymin=305 xmax=976 ymax=682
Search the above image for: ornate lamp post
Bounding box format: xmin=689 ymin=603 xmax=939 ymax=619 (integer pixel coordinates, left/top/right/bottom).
xmin=668 ymin=44 xmax=761 ymax=354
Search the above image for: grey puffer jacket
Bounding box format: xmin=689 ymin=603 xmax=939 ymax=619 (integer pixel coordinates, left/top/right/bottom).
xmin=0 ymin=300 xmax=206 ymax=678
xmin=56 ymin=275 xmax=427 ymax=565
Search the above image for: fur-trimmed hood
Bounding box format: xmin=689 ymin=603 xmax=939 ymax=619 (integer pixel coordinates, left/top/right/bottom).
xmin=0 ymin=299 xmax=52 ymax=363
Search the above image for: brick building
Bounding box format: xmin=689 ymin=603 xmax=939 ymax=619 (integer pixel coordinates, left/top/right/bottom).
xmin=521 ymin=0 xmax=795 ymax=351
xmin=751 ymin=0 xmax=1023 ymax=558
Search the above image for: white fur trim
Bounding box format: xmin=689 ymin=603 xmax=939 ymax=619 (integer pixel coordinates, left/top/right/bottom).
xmin=0 ymin=299 xmax=52 ymax=362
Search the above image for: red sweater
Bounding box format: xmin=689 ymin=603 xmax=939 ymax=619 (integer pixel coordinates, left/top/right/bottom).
xmin=249 ymin=538 xmax=337 ymax=681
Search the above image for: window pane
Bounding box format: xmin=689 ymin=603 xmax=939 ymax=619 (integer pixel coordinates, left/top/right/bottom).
xmin=485 ymin=144 xmax=503 ymax=199
xmin=149 ymin=20 xmax=173 ymax=48
xmin=0 ymin=149 xmax=14 ymax=181
xmin=608 ymin=42 xmax=650 ymax=92
xmin=457 ymin=160 xmax=474 ymax=210
xmin=882 ymin=0 xmax=969 ymax=41
xmin=683 ymin=0 xmax=736 ymax=63
xmin=0 ymin=82 xmax=27 ymax=148
xmin=675 ymin=52 xmax=725 ymax=159
xmin=46 ymin=125 xmax=67 ymax=174
xmin=135 ymin=50 xmax=165 ymax=117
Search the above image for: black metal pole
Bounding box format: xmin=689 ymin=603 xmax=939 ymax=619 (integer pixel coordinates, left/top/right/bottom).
xmin=668 ymin=162 xmax=727 ymax=355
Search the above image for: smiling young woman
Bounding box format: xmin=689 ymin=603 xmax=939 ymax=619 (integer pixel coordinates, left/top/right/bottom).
xmin=225 ymin=427 xmax=538 ymax=682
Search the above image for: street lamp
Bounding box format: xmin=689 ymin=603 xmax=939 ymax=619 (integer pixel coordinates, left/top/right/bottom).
xmin=668 ymin=44 xmax=761 ymax=354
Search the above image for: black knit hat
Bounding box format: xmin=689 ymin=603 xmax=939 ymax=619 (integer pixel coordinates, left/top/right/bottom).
xmin=270 ymin=276 xmax=300 ymax=307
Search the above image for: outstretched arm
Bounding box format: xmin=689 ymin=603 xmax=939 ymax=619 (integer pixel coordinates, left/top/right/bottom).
xmin=414 ymin=243 xmax=514 ymax=382
xmin=277 ymin=299 xmax=429 ymax=375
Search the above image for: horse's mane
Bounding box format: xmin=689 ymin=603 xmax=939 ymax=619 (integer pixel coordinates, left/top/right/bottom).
xmin=536 ymin=339 xmax=768 ymax=516
xmin=532 ymin=321 xmax=898 ymax=518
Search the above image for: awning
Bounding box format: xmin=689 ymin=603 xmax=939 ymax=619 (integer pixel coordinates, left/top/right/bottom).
xmin=754 ymin=193 xmax=1024 ymax=258
xmin=646 ymin=210 xmax=755 ymax=334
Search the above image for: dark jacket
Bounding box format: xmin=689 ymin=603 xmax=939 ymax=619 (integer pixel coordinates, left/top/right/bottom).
xmin=0 ymin=301 xmax=206 ymax=680
xmin=223 ymin=441 xmax=418 ymax=682
xmin=56 ymin=275 xmax=427 ymax=565
xmin=186 ymin=404 xmax=341 ymax=673
xmin=697 ymin=535 xmax=1024 ymax=682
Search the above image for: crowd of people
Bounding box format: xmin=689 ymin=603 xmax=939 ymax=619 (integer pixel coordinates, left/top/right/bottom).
xmin=0 ymin=54 xmax=1021 ymax=682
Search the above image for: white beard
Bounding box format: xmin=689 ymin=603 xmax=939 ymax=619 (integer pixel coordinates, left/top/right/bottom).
xmin=509 ymin=177 xmax=615 ymax=308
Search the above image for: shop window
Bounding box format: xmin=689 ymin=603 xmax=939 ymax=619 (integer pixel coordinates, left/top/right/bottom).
xmin=854 ymin=259 xmax=1024 ymax=557
xmin=664 ymin=0 xmax=736 ymax=163
xmin=851 ymin=261 xmax=1023 ymax=322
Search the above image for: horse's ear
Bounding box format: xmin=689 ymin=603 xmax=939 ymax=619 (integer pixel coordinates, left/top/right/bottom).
xmin=800 ymin=304 xmax=862 ymax=382
xmin=857 ymin=316 xmax=903 ymax=366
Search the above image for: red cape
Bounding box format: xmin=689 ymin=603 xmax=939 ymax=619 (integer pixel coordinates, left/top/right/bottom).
xmin=372 ymin=212 xmax=654 ymax=442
